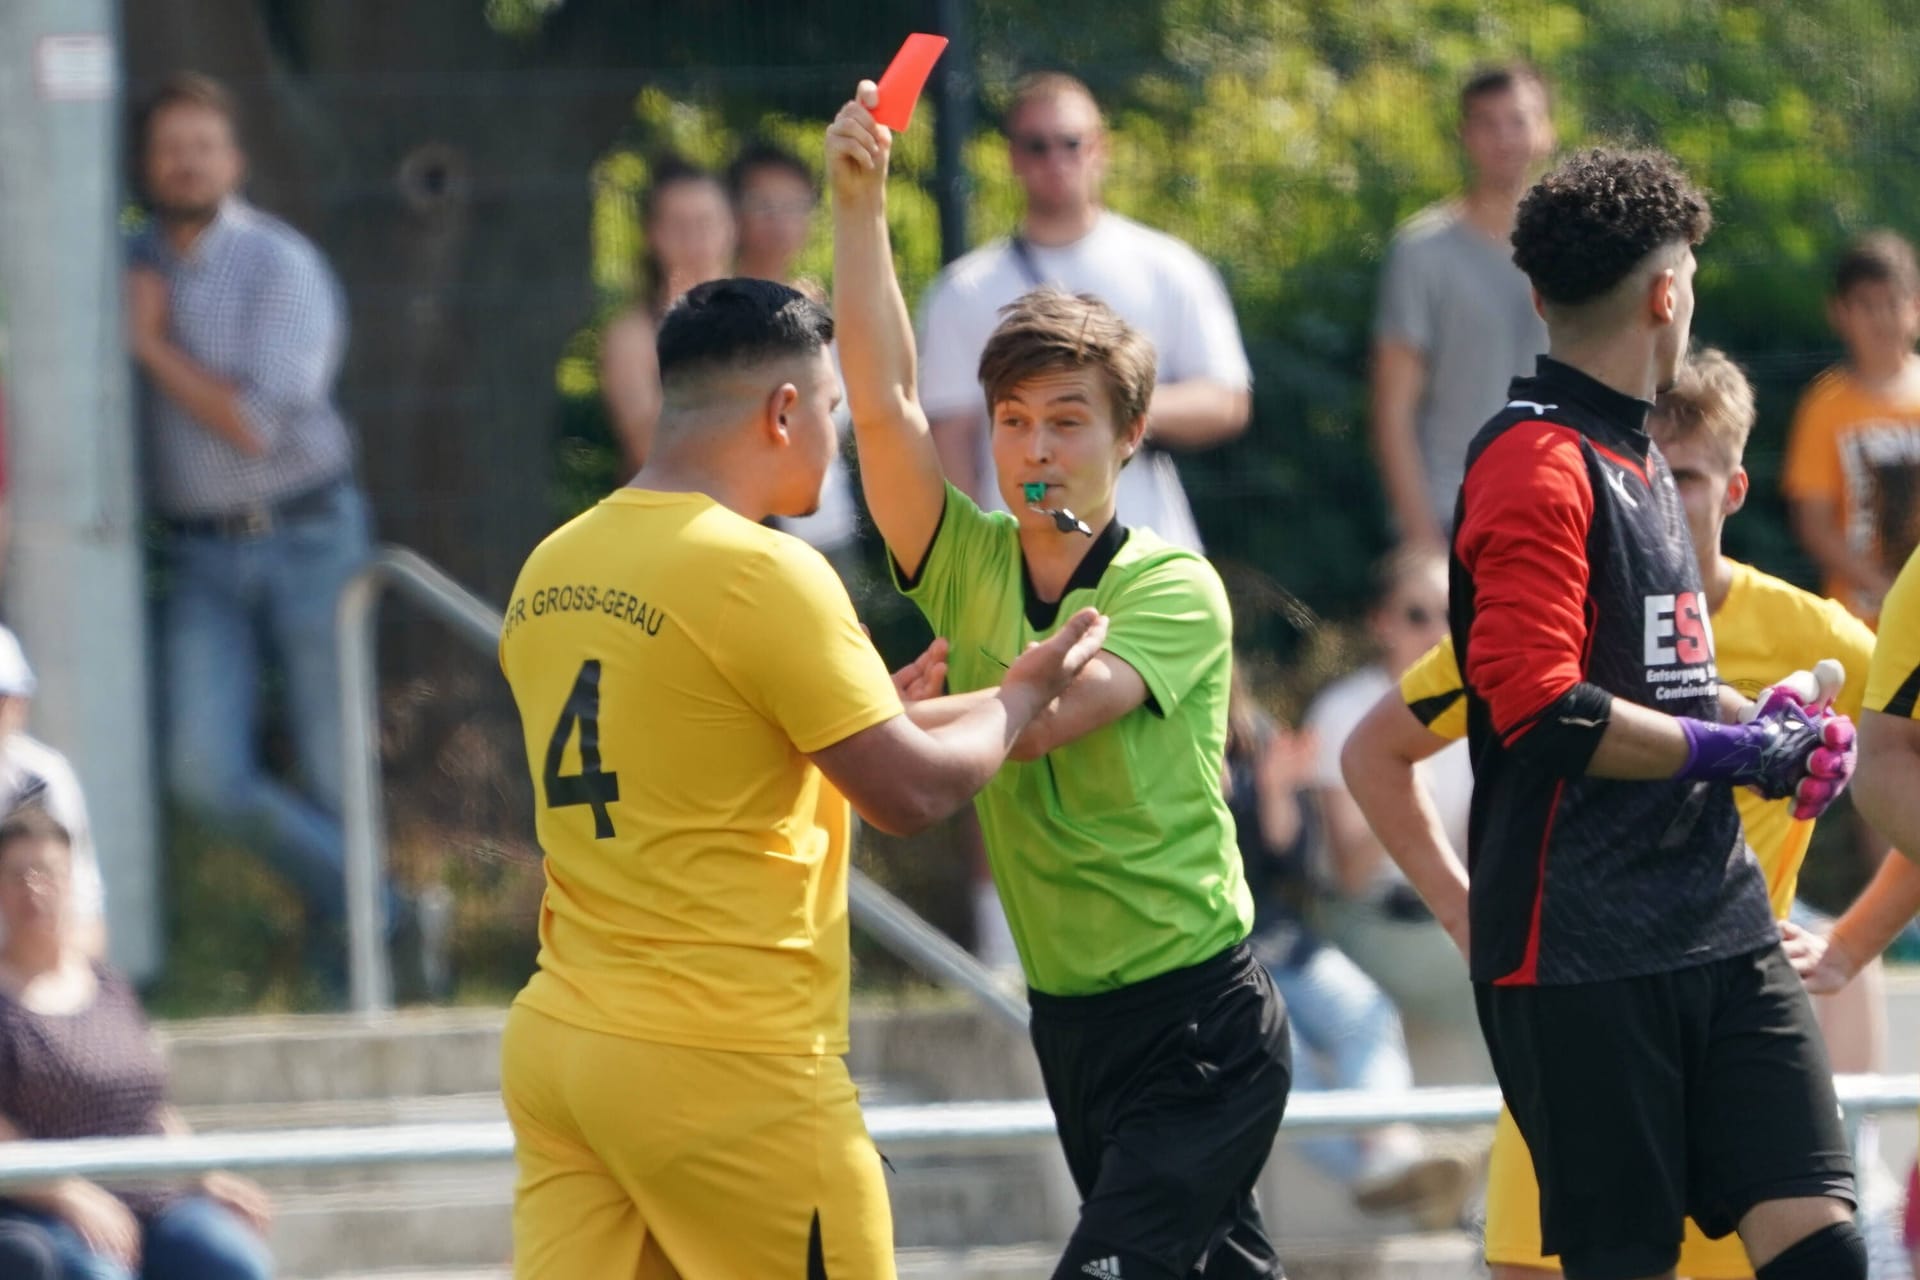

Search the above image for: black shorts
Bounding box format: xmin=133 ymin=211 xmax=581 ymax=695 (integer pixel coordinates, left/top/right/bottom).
xmin=1477 ymin=943 xmax=1855 ymax=1280
xmin=1028 ymin=943 xmax=1291 ymax=1280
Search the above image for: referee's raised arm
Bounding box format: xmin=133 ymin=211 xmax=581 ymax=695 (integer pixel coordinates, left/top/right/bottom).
xmin=828 ymin=80 xmax=948 ymax=580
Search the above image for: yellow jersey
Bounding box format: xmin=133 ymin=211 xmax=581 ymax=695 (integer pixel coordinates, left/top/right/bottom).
xmin=499 ymin=489 xmax=902 ymax=1056
xmin=1866 ymin=545 xmax=1920 ymax=718
xmin=1402 ymin=559 xmax=1874 ymax=916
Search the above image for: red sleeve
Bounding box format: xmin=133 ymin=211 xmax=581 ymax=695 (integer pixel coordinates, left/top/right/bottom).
xmin=1456 ymin=422 xmax=1595 ymax=746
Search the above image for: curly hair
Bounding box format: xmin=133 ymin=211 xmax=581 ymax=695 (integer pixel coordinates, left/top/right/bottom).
xmin=1511 ymin=148 xmax=1712 ymax=307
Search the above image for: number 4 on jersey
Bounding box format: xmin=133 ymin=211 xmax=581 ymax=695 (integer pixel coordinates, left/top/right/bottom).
xmin=544 ymin=660 xmax=621 ymax=838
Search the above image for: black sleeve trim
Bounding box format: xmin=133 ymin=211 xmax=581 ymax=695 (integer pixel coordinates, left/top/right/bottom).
xmin=1882 ymin=661 xmax=1920 ymax=720
xmin=889 ymin=488 xmax=950 ymax=592
xmin=1408 ymin=689 xmax=1463 ymax=728
xmin=1510 ymin=680 xmax=1612 ymax=777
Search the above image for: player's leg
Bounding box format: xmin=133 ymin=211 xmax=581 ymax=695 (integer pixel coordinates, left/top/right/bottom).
xmin=1047 ymin=951 xmax=1290 ymax=1280
xmin=500 ymin=1005 xmax=649 ymax=1280
xmin=583 ymin=1039 xmax=895 ymax=1278
xmin=1483 ymin=1107 xmax=1561 ymax=1279
xmin=1688 ymin=947 xmax=1861 ymax=1279
xmin=1476 ymin=979 xmax=1689 ymax=1280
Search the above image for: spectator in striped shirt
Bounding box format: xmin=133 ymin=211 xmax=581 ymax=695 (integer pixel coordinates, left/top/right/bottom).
xmin=125 ymin=72 xmax=387 ymax=998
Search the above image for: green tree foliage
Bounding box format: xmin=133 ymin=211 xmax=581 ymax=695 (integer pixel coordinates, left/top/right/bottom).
xmin=567 ymin=0 xmax=1920 ymax=649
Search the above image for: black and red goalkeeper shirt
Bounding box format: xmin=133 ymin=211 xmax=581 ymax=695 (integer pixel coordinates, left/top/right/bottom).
xmin=1450 ymin=357 xmax=1774 ymax=986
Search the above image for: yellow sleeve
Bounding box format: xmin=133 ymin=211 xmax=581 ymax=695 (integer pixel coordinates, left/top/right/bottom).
xmin=710 ymin=537 xmax=905 ymax=753
xmin=1781 ymin=376 xmax=1845 ymax=503
xmin=1813 ymin=596 xmax=1879 ymax=721
xmin=1399 ymin=635 xmax=1467 ymax=742
xmin=1866 ymin=547 xmax=1920 ymax=719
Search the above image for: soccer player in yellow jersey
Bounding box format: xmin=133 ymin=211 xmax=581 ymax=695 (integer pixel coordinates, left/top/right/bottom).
xmin=498 ymin=278 xmax=1110 ymax=1280
xmin=1780 ymin=544 xmax=1920 ymax=1278
xmin=1342 ymin=349 xmax=1875 ymax=1280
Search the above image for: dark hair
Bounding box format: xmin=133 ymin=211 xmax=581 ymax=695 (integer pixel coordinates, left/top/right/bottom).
xmin=655 ymin=278 xmax=834 ymax=391
xmin=131 ymin=71 xmax=239 ymax=197
xmin=726 ymin=142 xmax=816 ymax=204
xmin=638 ymin=155 xmax=728 ymax=311
xmin=978 ymin=288 xmax=1155 ymax=430
xmin=1459 ymin=63 xmax=1550 ymax=117
xmin=0 ymin=806 xmax=71 ymax=862
xmin=1832 ymin=229 xmax=1920 ymax=298
xmin=1511 ymin=147 xmax=1713 ymax=307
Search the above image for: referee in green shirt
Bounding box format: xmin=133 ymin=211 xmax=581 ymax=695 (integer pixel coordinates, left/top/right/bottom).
xmin=830 ymin=84 xmax=1290 ymax=1280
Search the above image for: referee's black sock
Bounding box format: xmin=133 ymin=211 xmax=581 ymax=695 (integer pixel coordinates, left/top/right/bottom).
xmin=1754 ymin=1221 xmax=1866 ymax=1280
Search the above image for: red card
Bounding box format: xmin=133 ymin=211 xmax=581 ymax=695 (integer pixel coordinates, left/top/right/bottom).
xmin=874 ymin=33 xmax=949 ymax=131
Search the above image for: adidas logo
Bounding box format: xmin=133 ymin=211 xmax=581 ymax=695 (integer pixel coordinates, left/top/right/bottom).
xmin=1081 ymin=1258 xmax=1123 ymax=1278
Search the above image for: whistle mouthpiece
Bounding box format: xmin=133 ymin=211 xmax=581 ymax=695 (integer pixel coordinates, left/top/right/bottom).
xmin=1023 ymin=482 xmax=1047 ymax=503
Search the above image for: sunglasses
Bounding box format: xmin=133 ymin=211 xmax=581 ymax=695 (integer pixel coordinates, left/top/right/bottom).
xmin=1014 ymin=133 xmax=1085 ymax=158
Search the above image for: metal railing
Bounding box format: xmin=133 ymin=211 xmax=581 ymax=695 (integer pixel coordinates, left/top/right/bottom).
xmin=1 ymin=1075 xmax=1914 ymax=1187
xmin=337 ymin=546 xmax=1029 ymax=1027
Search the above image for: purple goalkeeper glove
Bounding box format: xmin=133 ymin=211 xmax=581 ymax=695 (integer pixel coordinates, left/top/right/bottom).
xmin=1677 ymin=686 xmax=1857 ymax=820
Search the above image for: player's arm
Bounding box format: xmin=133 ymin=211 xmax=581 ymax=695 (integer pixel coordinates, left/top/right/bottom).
xmin=828 ymin=82 xmax=948 ymax=578
xmin=812 ymin=610 xmax=1109 ymax=834
xmin=1340 ymin=677 xmax=1470 ymax=957
xmin=1785 ymin=838 xmax=1920 ymax=994
xmin=1460 ymin=423 xmax=1850 ymax=800
xmin=928 ymin=411 xmax=989 ymax=504
xmin=896 ymin=656 xmax=1148 ymax=759
xmin=1855 ymin=709 xmax=1920 ymax=872
xmin=1370 ymin=343 xmax=1441 ymax=550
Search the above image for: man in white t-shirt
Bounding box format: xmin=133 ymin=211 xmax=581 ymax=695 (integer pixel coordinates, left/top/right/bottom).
xmin=0 ymin=626 xmax=106 ymax=955
xmin=916 ymin=72 xmax=1252 ymax=552
xmin=1303 ymin=547 xmax=1474 ymax=1029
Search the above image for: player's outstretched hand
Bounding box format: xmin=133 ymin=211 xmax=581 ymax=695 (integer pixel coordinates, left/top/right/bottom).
xmin=891 ymin=637 xmax=950 ymax=703
xmin=1005 ymin=607 xmax=1109 ymax=706
xmin=826 ymin=81 xmax=891 ymax=201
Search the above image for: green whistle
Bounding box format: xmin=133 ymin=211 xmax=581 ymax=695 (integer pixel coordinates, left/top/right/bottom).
xmin=1023 ymin=482 xmax=1046 ymax=503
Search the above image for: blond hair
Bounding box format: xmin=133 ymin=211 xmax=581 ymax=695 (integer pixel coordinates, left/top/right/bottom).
xmin=977 ymin=288 xmax=1156 ymax=430
xmin=1650 ymin=347 xmax=1755 ymax=472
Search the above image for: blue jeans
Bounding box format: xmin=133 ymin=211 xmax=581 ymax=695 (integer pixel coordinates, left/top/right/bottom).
xmin=1265 ymin=932 xmax=1414 ymax=1186
xmin=0 ymin=1195 xmax=272 ymax=1279
xmin=161 ymin=481 xmax=373 ymax=932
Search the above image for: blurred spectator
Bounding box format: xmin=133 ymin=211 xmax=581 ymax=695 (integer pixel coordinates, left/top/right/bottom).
xmin=1225 ymin=670 xmax=1470 ymax=1225
xmin=728 ymin=141 xmax=818 ymax=289
xmin=1784 ymin=229 xmax=1920 ymax=623
xmin=1304 ymin=546 xmax=1475 ymax=1027
xmin=0 ymin=809 xmax=273 ymax=1280
xmin=727 ymin=142 xmax=861 ymax=571
xmin=125 ymin=73 xmax=391 ymax=996
xmin=916 ymin=71 xmax=1251 ymax=552
xmin=600 ymin=157 xmax=736 ymax=475
xmin=0 ymin=627 xmax=104 ymax=959
xmin=1371 ymin=64 xmax=1555 ymax=550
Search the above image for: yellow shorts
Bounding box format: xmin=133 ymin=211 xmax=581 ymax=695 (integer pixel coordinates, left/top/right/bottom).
xmin=1485 ymin=1107 xmax=1753 ymax=1278
xmin=502 ymin=1001 xmax=896 ymax=1279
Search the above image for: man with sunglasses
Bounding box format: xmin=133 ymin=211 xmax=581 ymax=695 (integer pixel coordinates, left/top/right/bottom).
xmin=917 ymin=71 xmax=1251 ymax=555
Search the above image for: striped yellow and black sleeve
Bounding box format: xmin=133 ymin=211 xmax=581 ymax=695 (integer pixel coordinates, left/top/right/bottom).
xmin=1399 ymin=634 xmax=1468 ymax=743
xmin=1866 ymin=547 xmax=1920 ymax=720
